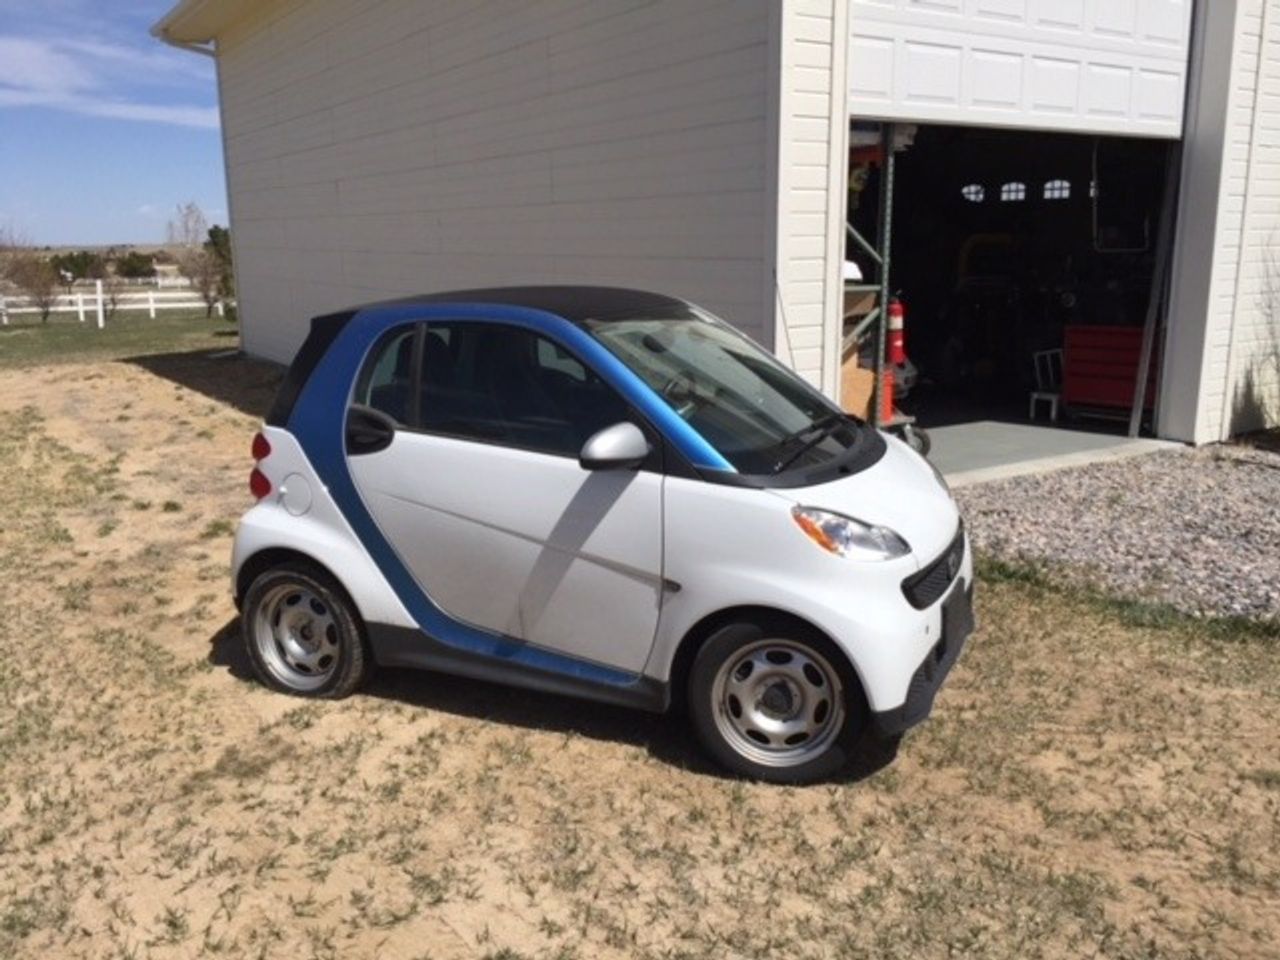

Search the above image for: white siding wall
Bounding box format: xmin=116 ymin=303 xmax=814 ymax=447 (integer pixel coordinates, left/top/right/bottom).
xmin=1216 ymin=0 xmax=1280 ymax=435
xmin=774 ymin=0 xmax=848 ymax=393
xmin=1165 ymin=0 xmax=1280 ymax=442
xmin=215 ymin=0 xmax=776 ymax=363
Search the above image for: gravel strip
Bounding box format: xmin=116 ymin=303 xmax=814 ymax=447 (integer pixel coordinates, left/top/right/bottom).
xmin=955 ymin=444 xmax=1280 ymax=621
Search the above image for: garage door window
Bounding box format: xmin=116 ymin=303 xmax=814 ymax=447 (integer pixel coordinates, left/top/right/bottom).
xmin=1000 ymin=182 xmax=1026 ymax=202
xmin=1044 ymin=179 xmax=1071 ymax=200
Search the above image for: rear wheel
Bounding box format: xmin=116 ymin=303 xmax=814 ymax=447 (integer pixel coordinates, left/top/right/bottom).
xmin=688 ymin=619 xmax=865 ymax=783
xmin=241 ymin=561 xmax=369 ymax=698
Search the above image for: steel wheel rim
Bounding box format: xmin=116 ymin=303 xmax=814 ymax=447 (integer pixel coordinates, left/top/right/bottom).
xmin=253 ymin=583 xmax=341 ymax=691
xmin=711 ymin=639 xmax=844 ymax=769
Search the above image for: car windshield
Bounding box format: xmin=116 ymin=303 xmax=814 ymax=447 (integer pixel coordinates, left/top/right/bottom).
xmin=584 ymin=312 xmax=865 ymax=475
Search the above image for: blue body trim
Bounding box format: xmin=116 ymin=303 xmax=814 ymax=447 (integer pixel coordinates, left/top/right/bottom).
xmin=288 ymin=301 xmax=727 ymax=690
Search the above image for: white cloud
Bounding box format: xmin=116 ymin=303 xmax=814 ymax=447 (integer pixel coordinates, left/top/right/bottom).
xmin=57 ymin=37 xmax=212 ymax=82
xmin=0 ymin=33 xmax=217 ymax=129
xmin=0 ymin=36 xmax=96 ymax=94
xmin=74 ymin=97 xmax=218 ymax=129
xmin=0 ymin=86 xmax=218 ymax=128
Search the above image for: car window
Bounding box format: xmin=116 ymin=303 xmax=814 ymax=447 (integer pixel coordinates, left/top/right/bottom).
xmin=355 ymin=327 xmax=416 ymax=424
xmin=536 ymin=338 xmax=587 ymax=382
xmin=585 ymin=314 xmax=860 ymax=475
xmin=419 ymin=322 xmax=630 ymax=457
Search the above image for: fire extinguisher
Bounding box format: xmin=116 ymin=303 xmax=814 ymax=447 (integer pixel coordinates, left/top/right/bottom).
xmin=879 ymin=297 xmax=907 ymax=423
xmin=882 ymin=296 xmax=931 ymax=456
xmin=887 ymin=297 xmax=907 ymax=366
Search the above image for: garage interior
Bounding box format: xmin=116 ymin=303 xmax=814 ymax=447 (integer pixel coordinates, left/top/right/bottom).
xmin=843 ymin=121 xmax=1180 ymax=479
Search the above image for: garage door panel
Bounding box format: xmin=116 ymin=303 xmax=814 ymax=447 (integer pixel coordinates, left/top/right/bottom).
xmin=1032 ymin=0 xmax=1085 ymax=32
xmin=901 ymin=41 xmax=962 ymax=106
xmin=850 ymin=33 xmax=896 ymax=103
xmin=1139 ymin=0 xmax=1191 ymax=46
xmin=976 ymin=0 xmax=1025 ymax=23
xmin=851 ymin=0 xmax=1192 ymax=137
xmin=1092 ymin=0 xmax=1138 ymax=38
xmin=971 ymin=49 xmax=1023 ymax=110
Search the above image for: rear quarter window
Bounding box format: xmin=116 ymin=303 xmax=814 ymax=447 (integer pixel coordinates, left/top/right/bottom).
xmin=354 ymin=327 xmax=418 ymax=424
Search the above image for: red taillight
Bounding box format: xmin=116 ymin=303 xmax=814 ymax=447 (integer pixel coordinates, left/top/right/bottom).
xmin=251 ymin=432 xmax=272 ymax=461
xmin=249 ymin=467 xmax=273 ymax=500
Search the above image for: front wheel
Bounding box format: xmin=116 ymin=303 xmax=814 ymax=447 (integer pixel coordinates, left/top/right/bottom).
xmin=241 ymin=561 xmax=370 ymax=699
xmin=688 ymin=619 xmax=865 ymax=783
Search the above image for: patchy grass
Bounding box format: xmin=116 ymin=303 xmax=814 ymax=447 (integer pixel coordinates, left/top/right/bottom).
xmin=0 ymin=308 xmax=236 ymax=368
xmin=0 ymin=353 xmax=1277 ymax=959
xmin=977 ymin=554 xmax=1280 ymax=643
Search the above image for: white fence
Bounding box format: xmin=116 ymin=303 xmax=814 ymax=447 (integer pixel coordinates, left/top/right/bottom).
xmin=0 ymin=281 xmax=228 ymax=327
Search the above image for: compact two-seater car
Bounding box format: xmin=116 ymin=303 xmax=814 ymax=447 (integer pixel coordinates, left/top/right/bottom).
xmin=234 ymin=287 xmax=972 ymax=783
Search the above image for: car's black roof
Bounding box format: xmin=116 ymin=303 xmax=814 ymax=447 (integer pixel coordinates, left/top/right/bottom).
xmin=358 ymin=286 xmax=697 ymax=323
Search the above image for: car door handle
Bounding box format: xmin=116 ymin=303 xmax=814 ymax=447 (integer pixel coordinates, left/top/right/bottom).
xmin=346 ymin=404 xmax=398 ymax=455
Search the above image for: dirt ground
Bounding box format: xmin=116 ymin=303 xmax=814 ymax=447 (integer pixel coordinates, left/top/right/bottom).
xmin=0 ymin=352 xmax=1277 ymax=960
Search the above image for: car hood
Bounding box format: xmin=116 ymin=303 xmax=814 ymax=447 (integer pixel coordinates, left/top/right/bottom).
xmin=769 ymin=433 xmax=960 ymax=567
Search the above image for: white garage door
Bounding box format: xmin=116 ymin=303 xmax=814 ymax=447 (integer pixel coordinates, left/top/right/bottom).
xmin=850 ymin=0 xmax=1194 ymax=138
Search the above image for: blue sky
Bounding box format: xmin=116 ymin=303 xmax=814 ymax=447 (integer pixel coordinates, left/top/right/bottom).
xmin=0 ymin=0 xmax=226 ymax=246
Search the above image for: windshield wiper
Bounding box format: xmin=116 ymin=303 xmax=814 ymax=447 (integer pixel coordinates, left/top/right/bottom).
xmin=770 ymin=413 xmax=845 ymax=474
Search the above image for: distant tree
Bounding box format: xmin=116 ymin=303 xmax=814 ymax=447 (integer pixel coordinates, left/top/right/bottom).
xmin=114 ymin=251 xmax=156 ymax=279
xmin=177 ymin=247 xmax=220 ymax=317
xmin=0 ymin=224 xmax=27 ymax=287
xmin=204 ymin=225 xmax=235 ymax=303
xmin=50 ymin=251 xmax=105 ymax=292
xmin=8 ymin=254 xmax=60 ymax=323
xmin=167 ymin=201 xmax=209 ymax=248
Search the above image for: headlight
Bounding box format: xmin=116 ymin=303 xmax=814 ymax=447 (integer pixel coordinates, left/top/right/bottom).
xmin=791 ymin=506 xmax=910 ymax=561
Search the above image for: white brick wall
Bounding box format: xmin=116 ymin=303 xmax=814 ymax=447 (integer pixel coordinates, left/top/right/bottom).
xmin=214 ymin=0 xmax=777 ymax=364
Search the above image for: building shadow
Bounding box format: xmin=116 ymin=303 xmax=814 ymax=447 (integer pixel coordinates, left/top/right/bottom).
xmin=124 ymin=349 xmax=283 ymax=420
xmin=206 ymin=616 xmax=898 ymax=784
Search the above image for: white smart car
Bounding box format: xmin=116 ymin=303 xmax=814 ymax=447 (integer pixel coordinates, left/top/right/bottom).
xmin=233 ymin=288 xmax=972 ymax=783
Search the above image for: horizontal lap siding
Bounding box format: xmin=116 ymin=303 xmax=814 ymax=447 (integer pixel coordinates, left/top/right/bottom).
xmin=1197 ymin=8 xmax=1259 ymax=439
xmin=1182 ymin=0 xmax=1280 ymax=441
xmin=776 ymin=0 xmax=845 ymax=392
xmin=216 ymin=0 xmax=774 ymax=364
xmin=1219 ymin=1 xmax=1280 ymax=435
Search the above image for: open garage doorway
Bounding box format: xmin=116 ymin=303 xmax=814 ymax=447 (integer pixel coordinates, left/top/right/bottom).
xmin=844 ymin=122 xmax=1180 ymax=480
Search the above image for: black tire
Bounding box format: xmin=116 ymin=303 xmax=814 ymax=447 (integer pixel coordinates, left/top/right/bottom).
xmin=241 ymin=561 xmax=370 ymax=699
xmin=687 ymin=617 xmax=867 ymax=784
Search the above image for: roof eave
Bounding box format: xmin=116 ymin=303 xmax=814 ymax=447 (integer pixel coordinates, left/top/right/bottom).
xmin=151 ymin=0 xmax=252 ymax=48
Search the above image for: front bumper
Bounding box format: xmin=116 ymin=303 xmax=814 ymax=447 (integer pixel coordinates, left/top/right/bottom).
xmin=870 ymin=580 xmax=975 ymax=737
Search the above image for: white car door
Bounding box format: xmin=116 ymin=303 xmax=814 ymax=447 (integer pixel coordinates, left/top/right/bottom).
xmin=346 ymin=321 xmax=664 ymax=674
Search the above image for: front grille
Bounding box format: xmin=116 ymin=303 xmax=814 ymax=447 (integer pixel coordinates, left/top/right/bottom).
xmin=902 ymin=522 xmax=965 ymax=610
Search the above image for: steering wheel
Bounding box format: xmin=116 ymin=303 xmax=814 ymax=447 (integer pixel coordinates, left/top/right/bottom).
xmin=661 ymin=371 xmax=700 ymax=417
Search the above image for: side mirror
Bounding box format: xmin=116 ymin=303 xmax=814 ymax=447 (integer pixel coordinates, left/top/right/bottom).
xmin=579 ymin=421 xmax=650 ymax=471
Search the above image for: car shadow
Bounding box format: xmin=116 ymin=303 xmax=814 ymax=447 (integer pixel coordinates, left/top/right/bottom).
xmin=207 ymin=617 xmax=899 ymax=784
xmin=123 ymin=349 xmax=284 ymax=419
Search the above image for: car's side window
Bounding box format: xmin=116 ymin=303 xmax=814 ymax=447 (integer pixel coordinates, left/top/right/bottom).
xmin=354 ymin=326 xmax=417 ymax=424
xmin=536 ymin=338 xmax=587 ymax=382
xmin=419 ymin=322 xmax=630 ymax=458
